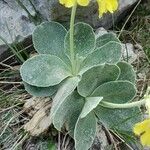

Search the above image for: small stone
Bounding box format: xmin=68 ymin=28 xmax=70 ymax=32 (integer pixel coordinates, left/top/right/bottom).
xmin=24 ymin=97 xmax=52 ymax=136
xmin=122 ymin=43 xmax=137 ymax=63
xmin=95 ymin=27 xmax=108 ymax=39
xmin=91 ymin=125 xmax=109 ymax=150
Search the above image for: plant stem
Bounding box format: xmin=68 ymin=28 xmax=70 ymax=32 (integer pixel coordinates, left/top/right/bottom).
xmin=70 ymin=3 xmax=77 ymax=75
xmin=100 ymin=99 xmax=146 ymax=109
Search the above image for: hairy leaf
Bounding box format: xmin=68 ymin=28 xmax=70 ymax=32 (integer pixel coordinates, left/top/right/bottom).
xmin=33 ymin=21 xmax=69 ymax=63
xmin=95 ymin=106 xmax=142 ymax=132
xmin=117 ymin=62 xmax=136 ymax=83
xmin=20 ymin=55 xmax=71 ymax=87
xmin=65 ymin=22 xmax=96 ymax=58
xmin=78 ymin=64 xmax=120 ymax=97
xmin=80 ymin=97 xmax=103 ymax=118
xmin=53 ymin=91 xmax=84 ymax=131
xmin=80 ymin=42 xmax=122 ymax=72
xmin=74 ymin=112 xmax=97 ymax=150
xmin=96 ymin=33 xmax=120 ymax=48
xmin=92 ymin=81 xmax=136 ymax=104
xmin=23 ymin=82 xmax=57 ymax=97
xmin=50 ymin=77 xmax=80 ymax=121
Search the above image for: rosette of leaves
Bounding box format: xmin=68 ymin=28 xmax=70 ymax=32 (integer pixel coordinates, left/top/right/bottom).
xmin=20 ymin=21 xmax=142 ymax=150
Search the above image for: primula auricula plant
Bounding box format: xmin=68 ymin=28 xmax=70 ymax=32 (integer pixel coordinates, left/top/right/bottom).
xmin=20 ymin=0 xmax=148 ymax=149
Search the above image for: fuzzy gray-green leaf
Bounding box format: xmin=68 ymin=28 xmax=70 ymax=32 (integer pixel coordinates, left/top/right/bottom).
xmin=23 ymin=82 xmax=57 ymax=97
xmin=74 ymin=112 xmax=97 ymax=150
xmin=96 ymin=33 xmax=120 ymax=48
xmin=81 ymin=42 xmax=122 ymax=72
xmin=117 ymin=62 xmax=136 ymax=83
xmin=53 ymin=91 xmax=84 ymax=131
xmin=92 ymin=81 xmax=136 ymax=104
xmin=50 ymin=77 xmax=80 ymax=121
xmin=95 ymin=106 xmax=142 ymax=132
xmin=33 ymin=21 xmax=69 ymax=64
xmin=33 ymin=22 xmax=65 ymax=54
xmin=65 ymin=22 xmax=96 ymax=58
xmin=80 ymin=97 xmax=103 ymax=118
xmin=78 ymin=64 xmax=120 ymax=97
xmin=20 ymin=55 xmax=71 ymax=87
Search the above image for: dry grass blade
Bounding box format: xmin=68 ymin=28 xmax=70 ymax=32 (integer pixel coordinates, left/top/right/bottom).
xmin=0 ymin=109 xmax=25 ymax=137
xmin=118 ymin=0 xmax=142 ymax=38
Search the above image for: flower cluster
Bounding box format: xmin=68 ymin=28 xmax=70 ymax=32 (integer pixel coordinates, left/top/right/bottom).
xmin=59 ymin=0 xmax=118 ymax=17
xmin=133 ymin=90 xmax=150 ymax=146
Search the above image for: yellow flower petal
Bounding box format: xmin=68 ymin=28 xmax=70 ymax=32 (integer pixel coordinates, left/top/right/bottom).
xmin=112 ymin=0 xmax=118 ymax=10
xmin=134 ymin=120 xmax=147 ymax=135
xmin=133 ymin=119 xmax=150 ymax=146
xmin=97 ymin=0 xmax=118 ymax=17
xmin=107 ymin=0 xmax=118 ymax=12
xmin=59 ymin=0 xmax=89 ymax=7
xmin=106 ymin=4 xmax=114 ymax=13
xmin=97 ymin=0 xmax=106 ymax=17
xmin=141 ymin=132 xmax=150 ymax=146
xmin=77 ymin=0 xmax=90 ymax=6
xmin=59 ymin=0 xmax=75 ymax=8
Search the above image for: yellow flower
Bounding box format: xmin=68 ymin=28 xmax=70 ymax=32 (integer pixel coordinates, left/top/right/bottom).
xmin=59 ymin=0 xmax=118 ymax=17
xmin=133 ymin=119 xmax=150 ymax=146
xmin=97 ymin=0 xmax=118 ymax=17
xmin=59 ymin=0 xmax=90 ymax=8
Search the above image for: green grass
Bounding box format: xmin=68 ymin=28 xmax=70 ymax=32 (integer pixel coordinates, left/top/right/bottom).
xmin=0 ymin=36 xmax=26 ymax=63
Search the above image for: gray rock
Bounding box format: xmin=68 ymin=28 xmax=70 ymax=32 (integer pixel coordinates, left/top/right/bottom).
xmin=0 ymin=1 xmax=35 ymax=45
xmin=91 ymin=125 xmax=109 ymax=150
xmin=122 ymin=43 xmax=138 ymax=63
xmin=95 ymin=27 xmax=108 ymax=39
xmin=0 ymin=0 xmax=138 ymax=61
